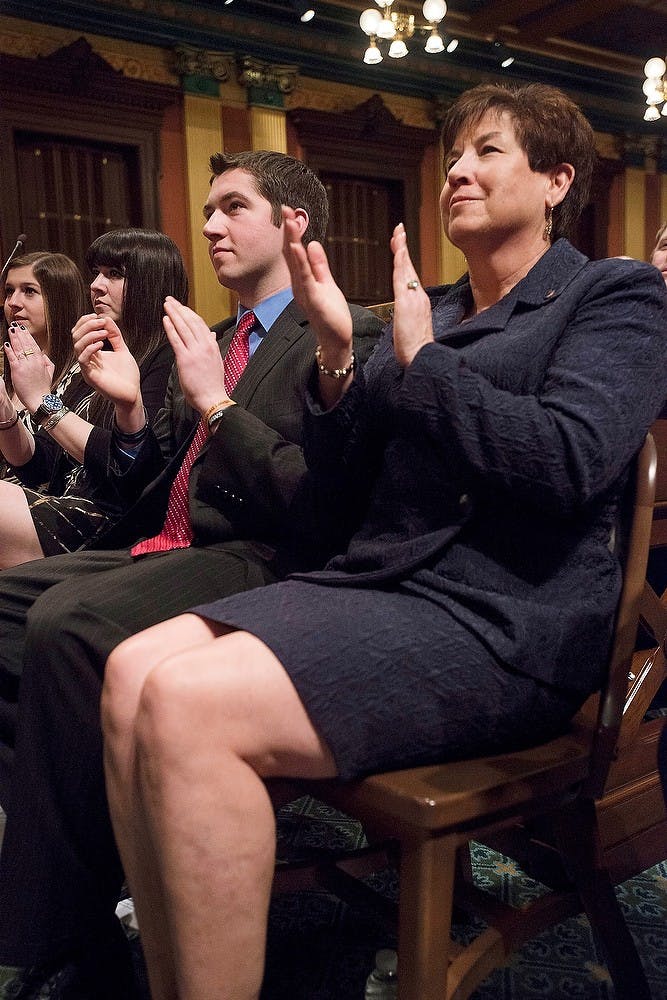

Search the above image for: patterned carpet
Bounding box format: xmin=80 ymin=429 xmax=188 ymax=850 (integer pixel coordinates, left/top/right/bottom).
xmin=1 ymin=798 xmax=665 ymax=999
xmin=261 ymin=795 xmax=667 ymax=1000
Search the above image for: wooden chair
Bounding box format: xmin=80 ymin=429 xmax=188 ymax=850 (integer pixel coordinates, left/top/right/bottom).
xmin=594 ymin=414 xmax=667 ymax=882
xmin=281 ymin=435 xmax=657 ymax=1000
xmin=365 ymin=300 xmax=394 ymax=324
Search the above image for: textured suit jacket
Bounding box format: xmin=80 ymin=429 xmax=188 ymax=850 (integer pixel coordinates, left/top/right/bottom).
xmin=90 ymin=299 xmax=382 ymax=555
xmin=294 ymin=241 xmax=667 ymax=694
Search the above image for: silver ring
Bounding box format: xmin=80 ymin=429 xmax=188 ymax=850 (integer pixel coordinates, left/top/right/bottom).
xmin=406 ymin=279 xmax=419 ymax=290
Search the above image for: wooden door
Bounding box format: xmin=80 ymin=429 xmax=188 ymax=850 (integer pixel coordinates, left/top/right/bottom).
xmin=15 ymin=133 xmax=139 ymax=269
xmin=321 ymin=172 xmax=404 ymax=305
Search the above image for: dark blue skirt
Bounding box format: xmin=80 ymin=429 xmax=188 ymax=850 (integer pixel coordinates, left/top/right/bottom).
xmin=192 ymin=578 xmax=583 ymax=780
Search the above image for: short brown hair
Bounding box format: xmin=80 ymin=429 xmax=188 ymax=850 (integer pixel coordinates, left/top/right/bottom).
xmin=209 ymin=150 xmax=328 ymax=245
xmin=440 ymin=83 xmax=596 ymax=241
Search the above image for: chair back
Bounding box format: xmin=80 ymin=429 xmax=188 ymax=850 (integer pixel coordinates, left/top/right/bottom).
xmin=649 ymin=410 xmax=667 ymax=546
xmin=366 ymin=301 xmax=394 ymax=324
xmin=583 ymin=434 xmax=657 ymax=796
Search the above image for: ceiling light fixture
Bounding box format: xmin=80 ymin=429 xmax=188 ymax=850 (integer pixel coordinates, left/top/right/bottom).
xmin=643 ymin=55 xmax=666 ymax=122
xmin=493 ymin=40 xmax=514 ymax=69
xmin=359 ymin=0 xmax=457 ymax=64
xmin=291 ymin=0 xmax=316 ymax=22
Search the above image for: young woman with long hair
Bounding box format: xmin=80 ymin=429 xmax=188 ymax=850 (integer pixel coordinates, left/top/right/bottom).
xmin=0 ymin=229 xmax=188 ymax=567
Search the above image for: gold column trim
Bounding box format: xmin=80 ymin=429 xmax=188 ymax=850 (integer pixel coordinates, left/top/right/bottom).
xmin=624 ymin=167 xmax=645 ymax=260
xmin=183 ymin=93 xmax=231 ymax=324
xmin=250 ymin=108 xmax=287 ymax=154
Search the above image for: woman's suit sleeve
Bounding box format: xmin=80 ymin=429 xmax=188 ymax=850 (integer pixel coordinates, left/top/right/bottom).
xmin=397 ymin=261 xmax=666 ymax=515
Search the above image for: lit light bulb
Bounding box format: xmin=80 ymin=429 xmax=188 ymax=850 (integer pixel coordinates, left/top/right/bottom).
xmin=645 ymin=105 xmax=661 ymax=122
xmin=300 ymin=8 xmax=315 ymax=21
xmin=446 ymin=37 xmax=458 ymax=52
xmin=643 ymin=78 xmax=663 ymax=99
xmin=364 ymin=41 xmax=383 ymax=64
xmin=425 ymin=30 xmax=444 ymax=53
xmin=644 ymin=56 xmax=666 ymax=79
xmin=377 ymin=15 xmax=396 ymax=38
xmin=359 ymin=7 xmax=383 ymax=35
xmin=388 ymin=38 xmax=408 ymax=57
xmin=422 ymin=0 xmax=446 ymax=24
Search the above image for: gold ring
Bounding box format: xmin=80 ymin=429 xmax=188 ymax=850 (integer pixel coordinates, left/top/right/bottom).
xmin=23 ymin=349 xmax=35 ymax=356
xmin=407 ymin=279 xmax=419 ymax=290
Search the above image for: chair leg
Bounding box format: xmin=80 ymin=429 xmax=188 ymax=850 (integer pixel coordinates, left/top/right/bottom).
xmin=396 ymin=832 xmax=457 ymax=1000
xmin=552 ymin=799 xmax=651 ymax=1000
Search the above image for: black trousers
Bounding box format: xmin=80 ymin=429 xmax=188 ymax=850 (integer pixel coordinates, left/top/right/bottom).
xmin=0 ymin=542 xmax=276 ymax=965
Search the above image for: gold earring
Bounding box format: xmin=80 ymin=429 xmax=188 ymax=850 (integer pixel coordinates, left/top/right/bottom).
xmin=543 ymin=204 xmax=554 ymax=242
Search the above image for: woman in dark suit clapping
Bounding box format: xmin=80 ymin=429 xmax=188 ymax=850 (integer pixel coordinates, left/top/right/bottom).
xmin=103 ymin=84 xmax=667 ymax=999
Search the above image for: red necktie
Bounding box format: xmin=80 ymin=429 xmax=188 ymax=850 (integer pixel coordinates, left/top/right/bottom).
xmin=131 ymin=311 xmax=256 ymax=556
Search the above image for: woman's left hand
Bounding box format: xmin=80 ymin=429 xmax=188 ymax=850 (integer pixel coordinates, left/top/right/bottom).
xmin=391 ymin=223 xmax=434 ymax=368
xmin=4 ymin=324 xmax=54 ymax=411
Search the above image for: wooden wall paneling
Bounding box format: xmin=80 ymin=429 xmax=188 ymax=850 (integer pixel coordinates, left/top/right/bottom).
xmin=0 ymin=37 xmax=178 ymax=266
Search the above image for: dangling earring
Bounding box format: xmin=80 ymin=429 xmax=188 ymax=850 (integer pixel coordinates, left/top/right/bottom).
xmin=543 ymin=203 xmax=554 ymax=242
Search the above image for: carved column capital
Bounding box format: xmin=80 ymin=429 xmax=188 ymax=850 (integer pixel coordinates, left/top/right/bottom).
xmin=238 ymin=57 xmax=299 ymax=108
xmin=172 ymin=46 xmax=236 ymax=83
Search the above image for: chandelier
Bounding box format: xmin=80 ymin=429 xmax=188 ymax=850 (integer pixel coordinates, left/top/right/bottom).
xmin=359 ymin=0 xmax=457 ymax=64
xmin=643 ymin=55 xmax=666 ymax=122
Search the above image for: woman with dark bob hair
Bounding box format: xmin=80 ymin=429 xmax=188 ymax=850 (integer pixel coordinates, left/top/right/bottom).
xmin=0 ymin=229 xmax=187 ymax=566
xmin=106 ymin=84 xmax=667 ymax=995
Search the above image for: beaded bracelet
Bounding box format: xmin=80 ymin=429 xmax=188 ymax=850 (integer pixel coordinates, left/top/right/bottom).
xmin=0 ymin=410 xmax=19 ymax=430
xmin=315 ymin=345 xmax=356 ymax=379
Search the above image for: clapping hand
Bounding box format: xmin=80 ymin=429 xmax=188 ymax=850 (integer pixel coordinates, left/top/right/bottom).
xmin=4 ymin=324 xmax=54 ymax=412
xmin=162 ymin=297 xmax=227 ymax=415
xmin=72 ymin=314 xmax=141 ymax=409
xmin=282 ymin=207 xmax=353 ymax=366
xmin=390 ymin=223 xmax=434 ymax=368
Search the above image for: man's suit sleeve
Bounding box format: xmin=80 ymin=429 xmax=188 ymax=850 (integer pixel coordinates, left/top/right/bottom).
xmin=194 ymin=307 xmax=384 ymax=546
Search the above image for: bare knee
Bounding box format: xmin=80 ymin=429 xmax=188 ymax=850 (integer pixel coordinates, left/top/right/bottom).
xmin=138 ymin=653 xmax=217 ymax=743
xmin=102 ymin=631 xmax=165 ymax=747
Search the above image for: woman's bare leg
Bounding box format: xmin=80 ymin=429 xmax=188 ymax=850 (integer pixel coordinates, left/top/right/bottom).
xmin=103 ymin=615 xmax=227 ymax=998
xmin=0 ymin=481 xmax=44 ymax=568
xmin=103 ymin=618 xmax=337 ymax=1000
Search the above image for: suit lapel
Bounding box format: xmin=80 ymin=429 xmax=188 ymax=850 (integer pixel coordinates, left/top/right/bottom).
xmin=429 ymin=240 xmax=589 ymax=348
xmin=227 ymin=300 xmax=309 ymax=408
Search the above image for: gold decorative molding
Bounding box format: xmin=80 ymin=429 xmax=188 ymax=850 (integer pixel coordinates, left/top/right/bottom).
xmin=0 ymin=15 xmax=178 ymax=86
xmin=172 ymin=45 xmax=236 ymax=83
xmin=288 ymin=76 xmax=435 ymax=131
xmin=0 ymin=27 xmax=55 ymax=60
xmin=238 ymin=57 xmax=299 ymax=96
xmin=619 ymin=133 xmax=666 ymax=167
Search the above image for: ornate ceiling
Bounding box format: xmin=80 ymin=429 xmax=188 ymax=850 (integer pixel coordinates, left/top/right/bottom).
xmin=2 ymin=0 xmax=665 ymax=135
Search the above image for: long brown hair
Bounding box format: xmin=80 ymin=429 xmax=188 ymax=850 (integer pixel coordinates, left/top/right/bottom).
xmin=2 ymin=251 xmax=87 ymax=392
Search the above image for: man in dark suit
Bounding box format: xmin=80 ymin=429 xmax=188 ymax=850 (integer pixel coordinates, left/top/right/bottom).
xmin=0 ymin=151 xmax=382 ymax=996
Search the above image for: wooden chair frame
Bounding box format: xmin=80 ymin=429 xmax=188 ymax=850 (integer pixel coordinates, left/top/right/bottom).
xmin=276 ymin=435 xmax=657 ymax=1000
